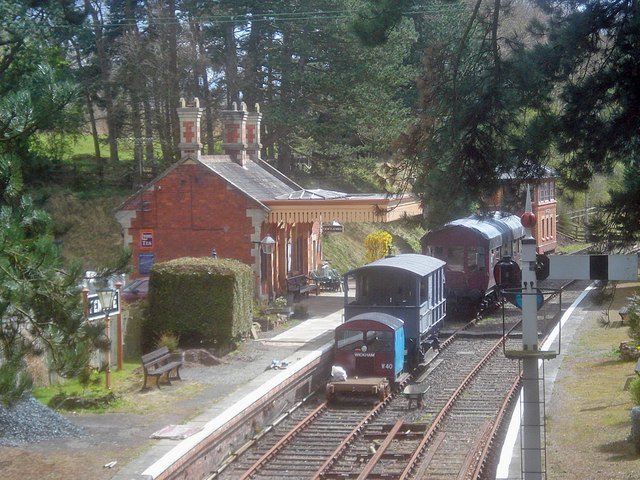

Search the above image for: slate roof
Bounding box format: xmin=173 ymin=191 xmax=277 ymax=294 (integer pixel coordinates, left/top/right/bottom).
xmin=201 ymin=155 xmax=300 ymax=203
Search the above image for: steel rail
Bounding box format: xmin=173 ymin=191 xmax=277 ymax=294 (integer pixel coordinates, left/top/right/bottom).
xmin=356 ymin=420 xmax=405 ymax=480
xmin=308 ymin=320 xmax=478 ymax=480
xmin=236 ymin=402 xmax=328 ymax=480
xmin=471 ymin=373 xmax=522 ymax=479
xmin=396 ymin=335 xmax=507 ymax=480
xmin=469 ymin=279 xmax=573 ymax=479
xmin=309 ymin=399 xmax=389 ymax=480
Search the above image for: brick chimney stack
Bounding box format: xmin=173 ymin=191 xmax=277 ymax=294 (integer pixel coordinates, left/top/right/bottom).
xmin=220 ymin=101 xmax=248 ymax=167
xmin=177 ymin=97 xmax=203 ymax=159
xmin=246 ymin=103 xmax=262 ymax=160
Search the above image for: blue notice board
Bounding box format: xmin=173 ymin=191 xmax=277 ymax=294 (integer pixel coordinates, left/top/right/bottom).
xmin=139 ymin=253 xmax=155 ymax=275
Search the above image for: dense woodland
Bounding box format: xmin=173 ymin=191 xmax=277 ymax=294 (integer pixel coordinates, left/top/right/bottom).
xmin=1 ymin=0 xmax=639 ymax=402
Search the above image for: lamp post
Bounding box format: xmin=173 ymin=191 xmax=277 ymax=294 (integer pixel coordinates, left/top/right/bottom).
xmin=255 ymin=235 xmax=276 ymax=299
xmin=96 ymin=287 xmax=115 ymax=389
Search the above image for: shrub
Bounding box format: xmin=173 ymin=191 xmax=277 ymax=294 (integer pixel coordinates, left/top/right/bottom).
xmin=157 ymin=332 xmax=179 ymax=352
xmin=272 ymin=296 xmax=288 ymax=310
xmin=365 ymin=231 xmax=393 ymax=263
xmin=592 ymin=281 xmax=614 ymax=305
xmin=145 ymin=257 xmax=253 ymax=351
xmin=630 ymin=377 xmax=640 ymax=406
xmin=626 ymin=295 xmax=640 ymax=344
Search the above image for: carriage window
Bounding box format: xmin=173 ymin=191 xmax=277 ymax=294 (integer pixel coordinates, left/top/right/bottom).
xmin=337 ymin=330 xmax=363 ymax=351
xmin=446 ymin=246 xmax=465 ymax=272
xmin=467 ymin=247 xmax=485 ymax=272
xmin=356 ymin=275 xmax=369 ymax=304
xmin=420 ymin=277 xmax=427 ymax=303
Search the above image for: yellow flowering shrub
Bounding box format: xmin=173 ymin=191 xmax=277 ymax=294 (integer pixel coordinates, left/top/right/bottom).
xmin=364 ymin=231 xmax=393 ymax=263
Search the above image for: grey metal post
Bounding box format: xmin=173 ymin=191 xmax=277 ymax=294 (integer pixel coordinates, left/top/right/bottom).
xmin=521 ymin=188 xmax=543 ymax=479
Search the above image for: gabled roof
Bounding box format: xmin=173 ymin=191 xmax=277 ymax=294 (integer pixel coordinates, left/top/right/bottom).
xmin=116 ymin=154 xmax=301 ymax=213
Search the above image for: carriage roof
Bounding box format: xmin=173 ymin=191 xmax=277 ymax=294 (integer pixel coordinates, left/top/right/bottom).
xmin=424 ymin=212 xmax=525 ymax=251
xmin=347 ymin=253 xmax=445 ymax=278
xmin=338 ymin=312 xmax=405 ymax=331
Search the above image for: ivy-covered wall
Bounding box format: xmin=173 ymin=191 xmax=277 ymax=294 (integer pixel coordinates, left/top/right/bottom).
xmin=145 ymin=257 xmax=254 ymax=350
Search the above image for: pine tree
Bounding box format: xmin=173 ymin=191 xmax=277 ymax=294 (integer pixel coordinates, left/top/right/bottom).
xmin=0 ymin=0 xmax=104 ymax=405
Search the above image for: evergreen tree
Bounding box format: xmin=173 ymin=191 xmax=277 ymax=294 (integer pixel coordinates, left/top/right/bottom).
xmin=0 ymin=0 xmax=104 ymax=405
xmin=354 ymin=0 xmax=640 ymax=244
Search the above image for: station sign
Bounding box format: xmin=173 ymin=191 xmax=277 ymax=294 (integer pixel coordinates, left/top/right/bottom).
xmin=323 ymin=222 xmax=344 ymax=234
xmin=140 ymin=230 xmax=153 ymax=250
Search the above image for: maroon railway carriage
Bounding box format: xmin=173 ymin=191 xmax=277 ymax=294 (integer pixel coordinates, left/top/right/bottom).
xmin=421 ymin=212 xmax=525 ymax=314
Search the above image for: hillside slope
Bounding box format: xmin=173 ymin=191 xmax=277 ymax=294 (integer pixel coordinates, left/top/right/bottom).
xmin=322 ymin=216 xmax=425 ymax=273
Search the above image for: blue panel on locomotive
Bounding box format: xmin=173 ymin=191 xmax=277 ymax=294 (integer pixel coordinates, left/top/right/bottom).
xmin=335 ymin=313 xmax=405 ymax=379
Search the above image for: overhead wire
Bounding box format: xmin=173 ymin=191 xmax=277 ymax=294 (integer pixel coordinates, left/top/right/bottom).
xmin=46 ymin=3 xmax=467 ymax=29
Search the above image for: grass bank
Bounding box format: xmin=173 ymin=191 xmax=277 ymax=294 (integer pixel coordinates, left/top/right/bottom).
xmin=322 ymin=216 xmax=425 ymax=273
xmin=546 ymin=281 xmax=640 ymax=479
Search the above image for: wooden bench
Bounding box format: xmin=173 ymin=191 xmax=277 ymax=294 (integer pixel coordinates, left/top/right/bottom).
xmin=141 ymin=346 xmax=183 ymax=389
xmin=286 ymin=274 xmax=319 ymax=299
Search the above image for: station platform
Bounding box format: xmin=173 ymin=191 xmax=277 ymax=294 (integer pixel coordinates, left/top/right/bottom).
xmin=112 ymin=291 xmax=345 ymax=480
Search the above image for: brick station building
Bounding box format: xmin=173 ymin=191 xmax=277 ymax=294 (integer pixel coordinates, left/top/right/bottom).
xmin=490 ymin=167 xmax=559 ymax=254
xmin=116 ymin=99 xmax=421 ymax=299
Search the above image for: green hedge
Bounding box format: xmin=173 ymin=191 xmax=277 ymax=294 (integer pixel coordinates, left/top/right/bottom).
xmin=145 ymin=257 xmax=253 ymax=350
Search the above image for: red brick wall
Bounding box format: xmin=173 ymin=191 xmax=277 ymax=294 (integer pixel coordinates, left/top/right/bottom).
xmin=122 ymin=163 xmax=262 ymax=277
xmin=246 ymin=124 xmax=255 ymax=144
xmin=225 ymin=124 xmax=241 ymax=143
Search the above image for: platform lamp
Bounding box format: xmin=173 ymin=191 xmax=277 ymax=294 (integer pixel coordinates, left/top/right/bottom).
xmin=96 ymin=287 xmax=115 ymax=389
xmin=259 ymin=235 xmax=276 ymax=255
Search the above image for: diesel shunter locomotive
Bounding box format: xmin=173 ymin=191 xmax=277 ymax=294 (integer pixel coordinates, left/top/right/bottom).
xmin=326 ymin=254 xmax=446 ymax=401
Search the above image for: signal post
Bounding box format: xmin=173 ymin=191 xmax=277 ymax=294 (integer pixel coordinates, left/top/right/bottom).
xmin=519 ymin=191 xmax=546 ymax=479
xmin=500 ymin=189 xmax=638 ymax=479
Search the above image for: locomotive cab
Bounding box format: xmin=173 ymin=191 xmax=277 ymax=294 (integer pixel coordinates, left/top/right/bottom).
xmin=334 ymin=313 xmax=405 ymax=379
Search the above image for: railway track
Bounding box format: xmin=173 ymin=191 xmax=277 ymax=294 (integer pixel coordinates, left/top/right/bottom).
xmin=208 ymin=280 xmax=584 ymax=480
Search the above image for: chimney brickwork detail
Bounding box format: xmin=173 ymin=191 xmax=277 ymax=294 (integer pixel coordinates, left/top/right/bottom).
xmin=177 ymin=97 xmax=203 ymax=159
